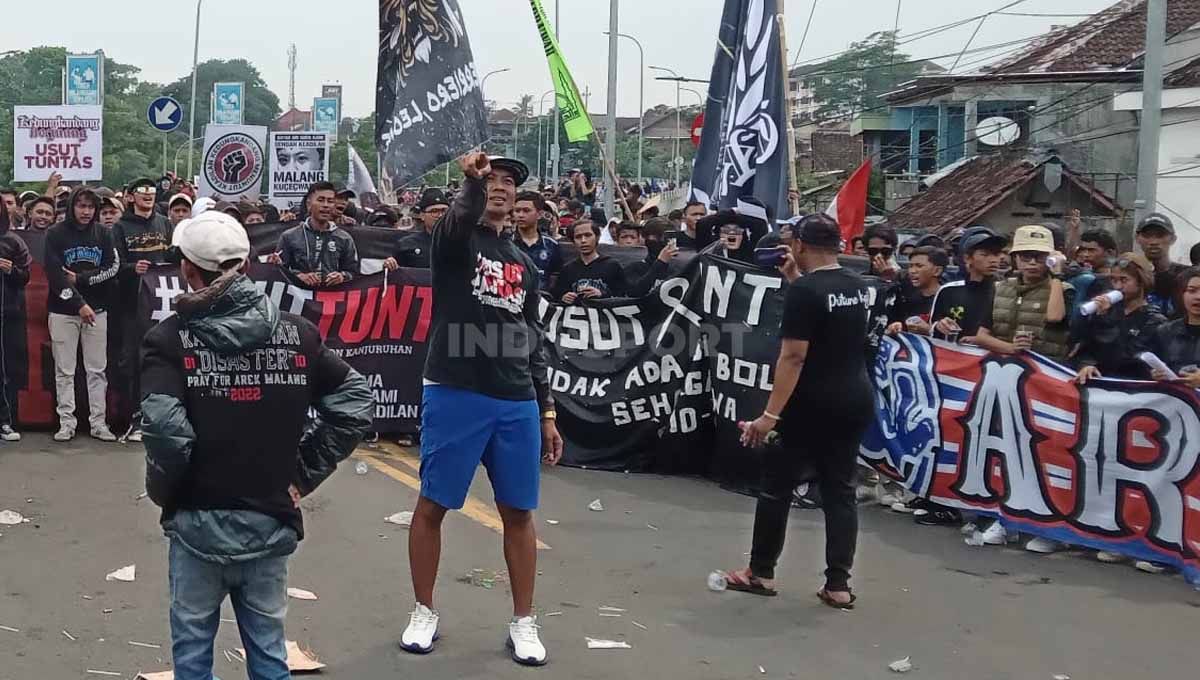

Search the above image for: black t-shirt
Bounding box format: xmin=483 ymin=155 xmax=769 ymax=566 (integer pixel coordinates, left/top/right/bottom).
xmin=551 ymin=255 xmax=627 ymax=299
xmin=394 ymin=229 xmax=432 ymax=269
xmin=891 ymin=285 xmax=938 ymax=325
xmin=674 ymin=229 xmax=698 ymax=251
xmin=779 ymin=268 xmax=874 ymax=424
xmin=929 ymin=278 xmax=995 ymax=338
xmin=1149 ymin=262 xmax=1188 ymax=317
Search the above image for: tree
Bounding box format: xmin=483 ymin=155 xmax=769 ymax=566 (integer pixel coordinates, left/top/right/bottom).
xmin=807 ymin=31 xmax=923 ymax=120
xmin=162 ymin=59 xmax=281 ymax=129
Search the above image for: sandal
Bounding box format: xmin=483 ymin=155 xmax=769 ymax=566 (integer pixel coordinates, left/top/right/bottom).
xmin=816 ymin=588 xmax=856 ymax=610
xmin=723 ymin=568 xmax=778 ymax=597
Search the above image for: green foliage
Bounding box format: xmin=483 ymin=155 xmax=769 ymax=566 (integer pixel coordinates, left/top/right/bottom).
xmin=806 ymin=31 xmax=922 ymax=120
xmin=161 ymin=59 xmax=281 ymax=129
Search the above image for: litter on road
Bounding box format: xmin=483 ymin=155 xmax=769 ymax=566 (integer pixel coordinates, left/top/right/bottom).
xmin=631 ymin=621 xmax=648 ymax=630
xmin=587 ymin=638 xmax=632 ymax=650
xmin=646 ymin=524 xmax=659 ymax=531
xmin=598 ymin=606 xmax=626 ymax=613
xmin=599 ymin=613 xmax=622 ymax=618
xmin=85 ymin=671 xmax=123 ymax=677
xmin=545 ymin=611 xmax=563 ymax=617
xmin=128 ymin=641 xmax=161 ymax=649
xmin=135 ymin=672 xmax=174 ymax=680
xmin=287 ymin=587 xmax=319 ymax=601
xmin=236 ymin=641 xmax=326 ymax=671
xmin=545 ymin=519 xmax=560 ymax=525
xmin=105 ymin=565 xmax=136 ymax=582
xmin=588 ymin=499 xmax=604 ymax=512
xmin=758 ymin=665 xmax=766 ymax=674
xmin=0 ymin=625 xmax=20 ymax=633
xmin=384 ymin=511 xmax=413 ymax=526
xmin=61 ymin=630 xmax=76 ymax=641
xmin=0 ymin=510 xmax=27 ymax=525
xmin=889 ymin=657 xmax=913 ymax=673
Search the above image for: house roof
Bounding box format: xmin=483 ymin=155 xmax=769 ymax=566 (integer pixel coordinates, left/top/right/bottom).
xmin=986 ymin=0 xmax=1200 ymax=74
xmin=886 ymin=154 xmax=1118 ymax=234
xmin=1166 ymin=55 xmax=1200 ymax=86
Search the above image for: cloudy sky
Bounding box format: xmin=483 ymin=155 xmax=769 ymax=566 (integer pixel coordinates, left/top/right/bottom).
xmin=2 ymin=0 xmax=1116 ymax=118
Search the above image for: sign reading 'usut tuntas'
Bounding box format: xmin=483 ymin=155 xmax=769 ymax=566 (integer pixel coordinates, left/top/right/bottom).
xmin=12 ymin=105 xmax=103 ymax=181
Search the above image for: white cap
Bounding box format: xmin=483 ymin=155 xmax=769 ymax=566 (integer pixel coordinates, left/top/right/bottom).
xmin=172 ymin=211 xmax=250 ymax=272
xmin=191 ymin=196 xmax=216 ymax=218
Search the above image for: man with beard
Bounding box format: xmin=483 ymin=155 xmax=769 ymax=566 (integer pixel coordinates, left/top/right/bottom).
xmin=44 ymin=187 xmax=119 ymax=442
xmin=552 ymin=220 xmax=627 ymax=303
xmin=276 ymin=182 xmax=360 ymax=288
xmin=401 ymin=153 xmax=562 ymax=666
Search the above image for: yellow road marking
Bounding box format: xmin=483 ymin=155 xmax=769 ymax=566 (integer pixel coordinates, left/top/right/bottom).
xmin=354 ymin=446 xmax=551 ymax=550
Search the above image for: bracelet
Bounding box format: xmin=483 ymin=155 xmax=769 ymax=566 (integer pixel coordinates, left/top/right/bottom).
xmin=762 ymin=411 xmax=782 ymax=422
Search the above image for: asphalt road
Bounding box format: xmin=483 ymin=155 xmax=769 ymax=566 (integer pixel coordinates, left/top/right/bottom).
xmin=1 ymin=434 xmax=1197 ymax=680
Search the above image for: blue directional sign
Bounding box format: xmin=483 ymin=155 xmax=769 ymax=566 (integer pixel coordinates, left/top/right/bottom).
xmin=147 ymin=96 xmax=183 ymax=133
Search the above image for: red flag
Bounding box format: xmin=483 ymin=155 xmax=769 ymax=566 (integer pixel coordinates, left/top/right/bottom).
xmin=825 ymin=160 xmax=872 ymax=252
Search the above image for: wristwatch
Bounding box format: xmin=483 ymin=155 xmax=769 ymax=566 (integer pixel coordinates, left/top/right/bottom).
xmin=541 ymin=410 xmax=558 ymax=421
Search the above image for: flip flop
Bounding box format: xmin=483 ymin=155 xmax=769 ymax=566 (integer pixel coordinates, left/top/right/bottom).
xmin=723 ymin=569 xmax=778 ymax=597
xmin=816 ymin=588 xmax=856 ymax=610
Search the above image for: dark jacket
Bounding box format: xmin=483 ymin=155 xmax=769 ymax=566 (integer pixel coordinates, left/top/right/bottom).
xmin=0 ymin=215 xmax=32 ymax=314
xmin=1149 ymin=318 xmax=1200 ymax=373
xmin=393 ymin=229 xmax=432 ymax=269
xmin=551 ymin=255 xmax=628 ymax=299
xmin=276 ymin=220 xmax=360 ymax=283
xmin=113 ymin=209 xmax=174 ymax=270
xmin=1072 ymin=301 xmax=1167 ymax=379
xmin=141 ymin=272 xmax=374 ymax=563
xmin=44 ymin=187 xmax=119 ymax=316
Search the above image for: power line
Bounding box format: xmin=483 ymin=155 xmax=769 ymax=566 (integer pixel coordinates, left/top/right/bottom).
xmin=790 ymin=0 xmax=820 ymax=69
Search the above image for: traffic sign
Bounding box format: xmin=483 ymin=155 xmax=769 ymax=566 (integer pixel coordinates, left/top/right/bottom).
xmin=147 ymin=96 xmax=183 ymax=133
xmin=691 ymin=112 xmax=705 ymax=148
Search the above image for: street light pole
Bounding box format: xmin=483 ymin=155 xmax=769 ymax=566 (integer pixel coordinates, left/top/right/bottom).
xmin=604 ymin=0 xmax=619 ymax=220
xmin=552 ymin=0 xmax=561 ymax=181
xmin=187 ymin=0 xmax=203 ymax=181
xmin=606 ymin=31 xmax=645 ymax=186
xmin=1135 ymin=0 xmax=1166 ymax=226
xmin=537 ymin=89 xmax=556 ymax=184
xmin=173 ymin=136 xmax=204 ymax=176
xmin=651 ymin=66 xmax=682 ymax=188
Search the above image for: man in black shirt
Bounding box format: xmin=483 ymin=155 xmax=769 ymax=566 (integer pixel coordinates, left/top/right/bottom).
xmin=1135 ymin=213 xmax=1188 ymax=317
xmin=887 ymin=246 xmax=947 ymax=335
xmin=404 ymin=153 xmax=562 ymax=666
xmin=675 ymin=201 xmax=707 ymax=250
xmin=384 ymin=189 xmax=449 ymax=271
xmin=931 ymin=228 xmax=1007 ymax=342
xmin=552 ymin=220 xmax=627 ymax=302
xmin=730 ymin=214 xmax=873 ymax=609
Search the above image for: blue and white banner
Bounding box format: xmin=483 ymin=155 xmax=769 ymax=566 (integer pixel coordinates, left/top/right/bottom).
xmin=312 ymin=97 xmax=340 ymax=142
xmin=65 ymin=53 xmax=103 ymax=106
xmin=212 ymin=82 xmax=245 ymax=125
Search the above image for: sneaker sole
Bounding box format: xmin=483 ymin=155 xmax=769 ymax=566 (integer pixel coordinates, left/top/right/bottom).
xmin=506 ymin=637 xmax=547 ymax=667
xmin=398 ymin=635 xmax=438 ymax=655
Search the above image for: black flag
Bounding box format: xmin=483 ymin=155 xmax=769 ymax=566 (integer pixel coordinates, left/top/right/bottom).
xmin=376 ymin=0 xmax=489 ymax=187
xmin=689 ymin=0 xmax=790 ymax=220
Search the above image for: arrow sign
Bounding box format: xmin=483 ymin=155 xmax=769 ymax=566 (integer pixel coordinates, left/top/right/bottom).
xmin=147 ymin=96 xmax=183 ymax=133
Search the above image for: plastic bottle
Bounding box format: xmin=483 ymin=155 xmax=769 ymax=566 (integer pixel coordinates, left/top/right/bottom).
xmin=707 ymin=571 xmax=728 ymax=592
xmin=1080 ymin=290 xmax=1123 ymax=316
xmin=354 ymin=461 xmax=369 ymax=475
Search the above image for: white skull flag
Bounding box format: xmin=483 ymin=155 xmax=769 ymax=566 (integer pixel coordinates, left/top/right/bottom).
xmin=376 ymin=0 xmax=489 ymax=187
xmin=690 ymin=0 xmax=790 ymax=220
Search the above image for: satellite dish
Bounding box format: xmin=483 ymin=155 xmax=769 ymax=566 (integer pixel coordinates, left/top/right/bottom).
xmin=976 ymin=116 xmax=1020 ymax=146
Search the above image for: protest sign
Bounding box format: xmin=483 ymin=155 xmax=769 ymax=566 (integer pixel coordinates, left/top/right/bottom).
xmin=65 ymin=53 xmax=103 ymax=106
xmin=212 ymin=82 xmax=245 ymax=125
xmin=199 ymin=125 xmax=268 ymax=201
xmin=312 ymin=97 xmax=339 ymax=141
xmin=12 ymin=105 xmax=103 ymax=182
xmin=376 ymin=0 xmax=488 ymax=186
xmin=268 ymin=131 xmax=329 ymax=211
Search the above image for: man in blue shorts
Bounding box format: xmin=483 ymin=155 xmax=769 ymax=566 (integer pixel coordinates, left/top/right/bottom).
xmin=401 ymin=152 xmax=563 ymax=666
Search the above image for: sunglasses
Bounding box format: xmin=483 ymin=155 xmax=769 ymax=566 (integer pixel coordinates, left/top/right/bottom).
xmin=133 ymin=186 xmax=157 ymax=195
xmin=867 ymin=247 xmax=894 ymax=259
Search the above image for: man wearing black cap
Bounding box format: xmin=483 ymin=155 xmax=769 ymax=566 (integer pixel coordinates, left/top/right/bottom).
xmin=383 ymin=189 xmax=449 ymax=271
xmin=402 ymin=153 xmax=561 ymax=666
xmin=1136 ymin=213 xmax=1188 ymax=317
xmin=334 ymin=187 xmax=359 ymax=226
xmin=730 ymin=214 xmax=874 ymax=609
xmin=930 ymin=228 xmax=1006 ymax=343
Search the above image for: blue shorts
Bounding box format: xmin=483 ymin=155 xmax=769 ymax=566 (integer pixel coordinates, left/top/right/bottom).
xmin=419 ymin=385 xmax=541 ymax=511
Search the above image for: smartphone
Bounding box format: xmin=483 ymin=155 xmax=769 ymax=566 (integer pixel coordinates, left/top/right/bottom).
xmin=754 ymin=246 xmax=787 ymax=269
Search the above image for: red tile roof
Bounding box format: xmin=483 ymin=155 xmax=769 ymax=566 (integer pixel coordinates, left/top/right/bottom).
xmin=886 ymin=154 xmax=1118 ymax=234
xmin=988 ymin=0 xmax=1200 ymax=74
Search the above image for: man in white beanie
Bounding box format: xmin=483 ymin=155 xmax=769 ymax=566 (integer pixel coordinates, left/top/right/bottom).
xmin=140 ymin=211 xmax=374 ymax=679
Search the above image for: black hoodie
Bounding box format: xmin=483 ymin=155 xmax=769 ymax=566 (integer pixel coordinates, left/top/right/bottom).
xmin=44 ymin=187 xmax=119 ymax=316
xmin=0 ymin=205 xmax=32 ymax=315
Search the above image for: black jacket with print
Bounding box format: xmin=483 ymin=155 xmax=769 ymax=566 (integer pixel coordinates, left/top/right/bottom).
xmin=44 ymin=187 xmax=119 ymax=316
xmin=422 ymin=176 xmax=554 ymax=409
xmin=276 ymin=221 xmax=360 ymax=283
xmin=1072 ymin=302 xmax=1167 ymax=379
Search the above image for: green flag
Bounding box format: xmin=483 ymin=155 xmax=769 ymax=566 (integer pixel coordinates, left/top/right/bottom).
xmin=529 ymin=0 xmax=593 ymax=143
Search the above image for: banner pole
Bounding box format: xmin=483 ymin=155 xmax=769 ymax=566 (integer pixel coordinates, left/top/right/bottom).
xmin=777 ymin=0 xmax=800 ymax=215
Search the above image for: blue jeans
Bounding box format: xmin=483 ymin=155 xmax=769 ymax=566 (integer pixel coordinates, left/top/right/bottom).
xmin=168 ymin=539 xmax=291 ymax=680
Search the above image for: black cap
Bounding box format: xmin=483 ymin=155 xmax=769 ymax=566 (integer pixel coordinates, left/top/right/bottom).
xmin=911 ymin=233 xmax=946 ymax=250
xmin=797 ymin=214 xmax=842 ymax=250
xmin=488 ymin=156 xmax=530 ymax=185
xmin=1137 ymin=212 xmax=1175 ymax=235
xmin=960 ymin=228 xmax=1007 ymax=256
xmin=335 ymin=185 xmax=357 ymax=199
xmin=127 ymin=178 xmax=156 ymax=192
xmin=417 ymin=189 xmax=450 ymax=211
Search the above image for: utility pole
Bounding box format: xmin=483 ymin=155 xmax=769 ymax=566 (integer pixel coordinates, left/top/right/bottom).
xmin=1134 ymin=0 xmax=1166 ymax=227
xmin=551 ymin=0 xmax=561 ymax=181
xmin=605 ymin=0 xmax=619 ymax=220
xmin=187 ymin=0 xmax=204 ymax=181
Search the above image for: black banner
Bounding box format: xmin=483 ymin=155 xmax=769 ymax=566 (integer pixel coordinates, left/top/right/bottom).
xmin=376 ymin=0 xmax=489 ymax=187
xmin=690 ymin=0 xmax=791 ymax=220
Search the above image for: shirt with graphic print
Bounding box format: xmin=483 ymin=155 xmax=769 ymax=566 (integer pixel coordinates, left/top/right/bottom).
xmin=513 ymin=231 xmax=564 ymax=289
xmin=422 ymin=176 xmax=554 ymax=409
xmin=550 ymin=255 xmax=627 ymax=300
xmin=44 ymin=219 xmax=119 ymax=316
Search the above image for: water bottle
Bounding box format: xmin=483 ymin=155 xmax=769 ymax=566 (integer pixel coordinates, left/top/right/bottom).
xmin=1080 ymin=290 xmax=1123 ymax=316
xmin=706 ymin=571 xmax=728 ymax=592
xmin=354 ymin=461 xmax=369 ymax=475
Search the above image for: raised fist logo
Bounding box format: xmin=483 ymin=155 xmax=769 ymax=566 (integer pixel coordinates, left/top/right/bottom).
xmin=221 ymin=149 xmax=249 ymax=183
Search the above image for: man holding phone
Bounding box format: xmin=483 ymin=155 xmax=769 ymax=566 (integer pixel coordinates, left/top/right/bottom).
xmin=552 ymin=220 xmax=626 ymax=302
xmin=276 ymin=182 xmax=360 ymax=288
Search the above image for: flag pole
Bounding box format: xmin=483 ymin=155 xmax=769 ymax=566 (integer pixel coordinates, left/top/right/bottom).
xmin=777 ymin=0 xmax=799 ymax=215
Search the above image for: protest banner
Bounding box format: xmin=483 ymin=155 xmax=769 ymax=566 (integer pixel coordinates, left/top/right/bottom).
xmin=12 ymin=105 xmax=103 ymax=182
xmin=376 ymin=0 xmax=488 ymax=187
xmin=198 ymin=125 xmax=268 ymax=201
xmin=212 ymin=82 xmax=245 ymax=125
xmin=312 ymin=97 xmax=339 ymax=141
xmin=268 ymin=131 xmax=329 ymax=211
xmin=65 ymin=53 xmax=103 ymax=106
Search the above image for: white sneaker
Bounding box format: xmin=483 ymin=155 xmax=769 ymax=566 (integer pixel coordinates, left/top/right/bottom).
xmin=399 ymin=604 xmax=439 ymax=654
xmin=127 ymin=429 xmax=143 ymax=443
xmin=1096 ymin=551 xmax=1129 ymax=564
xmin=1135 ymin=561 xmax=1168 ymax=574
xmin=91 ymin=425 xmax=117 ymax=442
xmin=981 ymin=521 xmax=1007 ymax=545
xmin=1025 ymin=537 xmax=1062 ymax=554
xmin=0 ymin=424 xmax=20 ymax=442
xmin=53 ymin=426 xmax=75 ymax=442
xmin=507 ymin=616 xmax=547 ymax=666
